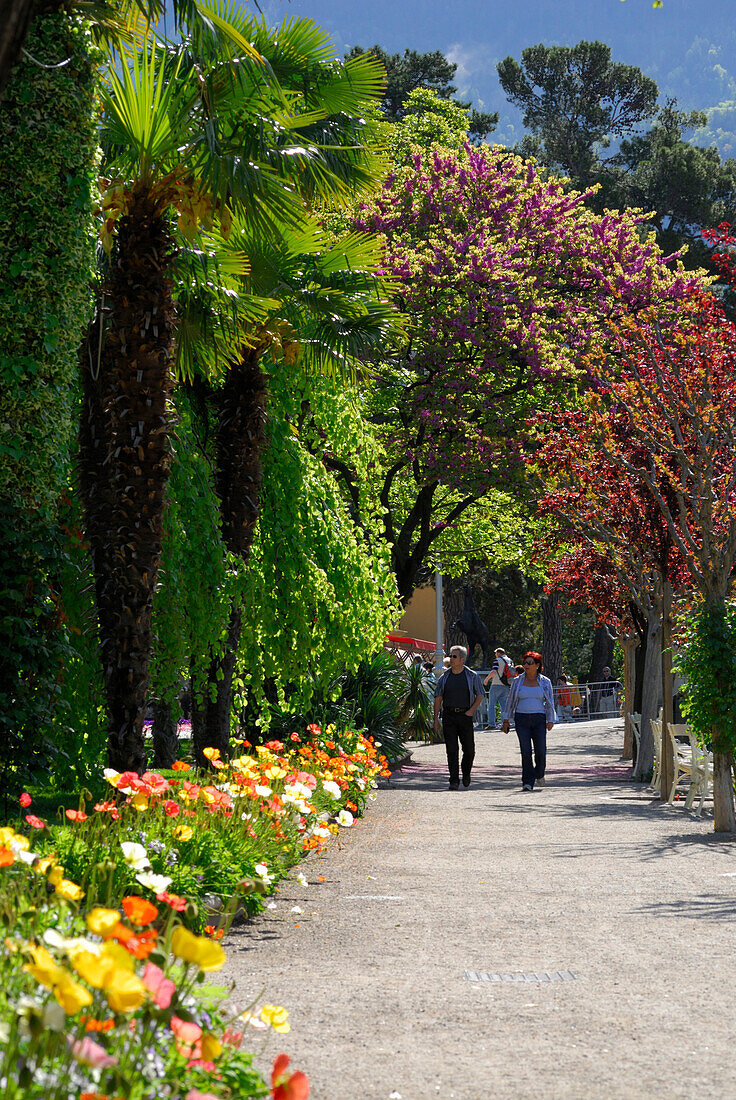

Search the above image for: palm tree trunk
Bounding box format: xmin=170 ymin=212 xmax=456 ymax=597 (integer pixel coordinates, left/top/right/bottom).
xmin=79 ymin=187 xmax=175 ymax=773
xmin=193 ymin=348 xmax=267 ymax=758
xmin=152 ymin=699 xmax=179 ymax=770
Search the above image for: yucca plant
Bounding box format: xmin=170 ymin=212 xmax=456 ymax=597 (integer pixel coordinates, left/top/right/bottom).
xmin=79 ymin=14 xmax=389 ymax=773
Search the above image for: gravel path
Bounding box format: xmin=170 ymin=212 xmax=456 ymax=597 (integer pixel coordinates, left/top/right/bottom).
xmin=225 ymin=719 xmax=736 ymax=1099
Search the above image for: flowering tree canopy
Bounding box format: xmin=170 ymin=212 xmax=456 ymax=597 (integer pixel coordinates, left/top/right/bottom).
xmin=343 ymin=143 xmax=699 ymax=600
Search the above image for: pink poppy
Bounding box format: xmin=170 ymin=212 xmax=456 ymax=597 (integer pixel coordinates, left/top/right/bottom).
xmin=142 ymin=963 xmax=175 ymax=1009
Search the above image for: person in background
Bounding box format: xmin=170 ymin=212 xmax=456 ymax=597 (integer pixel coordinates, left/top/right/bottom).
xmin=598 ymin=666 xmax=622 ymax=716
xmin=514 ymin=664 xmax=524 ymax=678
xmin=434 ymin=646 xmax=484 ymax=790
xmin=502 ymin=651 xmax=556 ymax=791
xmin=483 ymin=647 xmax=515 ymax=730
xmin=557 ymin=674 xmax=574 ymax=722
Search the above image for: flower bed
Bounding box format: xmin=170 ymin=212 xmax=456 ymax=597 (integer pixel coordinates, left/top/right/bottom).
xmin=0 ymin=724 xmax=388 ymax=1098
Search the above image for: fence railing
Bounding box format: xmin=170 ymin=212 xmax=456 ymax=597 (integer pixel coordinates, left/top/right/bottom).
xmin=473 ymin=673 xmax=623 ymax=727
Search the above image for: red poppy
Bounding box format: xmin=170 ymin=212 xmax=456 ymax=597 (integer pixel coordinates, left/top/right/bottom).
xmin=271 ymin=1054 xmax=310 ymax=1100
xmin=19 ymin=792 xmax=31 ymax=807
xmin=65 ymin=809 xmax=88 ymax=822
xmin=156 ymin=890 xmax=187 ymax=911
xmin=25 ymin=815 xmax=45 ymax=829
xmin=163 ymin=800 xmax=180 ymax=818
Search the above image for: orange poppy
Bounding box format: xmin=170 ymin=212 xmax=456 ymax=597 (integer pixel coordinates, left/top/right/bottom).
xmin=121 ymin=896 xmax=158 ymax=926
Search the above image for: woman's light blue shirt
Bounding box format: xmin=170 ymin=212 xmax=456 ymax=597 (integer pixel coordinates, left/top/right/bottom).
xmin=503 ymin=674 xmax=557 ymax=724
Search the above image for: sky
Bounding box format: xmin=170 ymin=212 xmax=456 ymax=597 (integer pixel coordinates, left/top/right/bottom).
xmin=256 ymin=0 xmax=736 ymax=151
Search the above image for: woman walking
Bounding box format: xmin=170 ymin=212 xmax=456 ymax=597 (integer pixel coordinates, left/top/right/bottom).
xmin=501 ymin=651 xmax=556 ymax=791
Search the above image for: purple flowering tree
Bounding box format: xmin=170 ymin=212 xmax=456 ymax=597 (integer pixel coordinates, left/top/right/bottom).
xmin=327 ymin=144 xmax=696 ymax=603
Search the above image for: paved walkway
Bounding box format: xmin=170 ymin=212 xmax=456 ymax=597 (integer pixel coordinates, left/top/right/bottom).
xmin=225 ymin=719 xmax=736 ymax=1099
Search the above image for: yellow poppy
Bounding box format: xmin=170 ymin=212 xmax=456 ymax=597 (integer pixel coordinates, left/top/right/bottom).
xmin=171 ymin=926 xmax=226 ymax=972
xmin=172 ymin=825 xmax=193 ymax=842
xmin=53 ymin=973 xmax=93 ymax=1015
xmin=104 ymin=969 xmax=147 ymax=1013
xmin=55 ymin=879 xmax=85 ymax=902
xmin=200 ymin=1032 xmax=223 ymax=1061
xmin=101 ymin=942 xmax=135 ymax=972
xmin=86 ymin=908 xmax=121 ymax=937
xmin=260 ymin=1004 xmax=291 ymax=1033
xmin=70 ymin=951 xmax=115 ymax=990
xmin=24 ymin=945 xmax=62 ymax=988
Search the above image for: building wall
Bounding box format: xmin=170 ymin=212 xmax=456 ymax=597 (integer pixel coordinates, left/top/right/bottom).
xmin=396 ymin=585 xmax=436 ymax=644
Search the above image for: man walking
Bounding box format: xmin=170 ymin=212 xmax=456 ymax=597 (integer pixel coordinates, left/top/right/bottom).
xmin=434 ymin=646 xmax=484 ymax=790
xmin=484 ymin=647 xmax=514 ymax=730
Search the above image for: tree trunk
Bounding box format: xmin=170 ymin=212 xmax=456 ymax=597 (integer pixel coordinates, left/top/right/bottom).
xmin=588 ymin=623 xmax=615 ymax=683
xmin=633 ymin=612 xmax=662 ymax=782
xmin=152 ymin=699 xmax=179 ymax=770
xmin=659 ymin=579 xmax=674 ymax=801
xmin=79 ymin=189 xmax=175 ymax=773
xmin=0 ymin=0 xmax=38 ymax=101
xmin=442 ymin=574 xmax=468 ymax=653
xmin=631 ymin=603 xmax=648 ymax=715
xmin=621 ymin=635 xmax=638 ymax=761
xmin=542 ymin=592 xmax=562 ymax=687
xmin=194 ymin=349 xmax=267 ymax=758
xmin=193 ymin=606 xmax=242 ymax=766
xmin=713 ymin=749 xmax=736 ymax=833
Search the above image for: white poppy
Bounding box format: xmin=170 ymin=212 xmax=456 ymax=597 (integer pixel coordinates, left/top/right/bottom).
xmin=120 ymin=842 xmax=150 ymax=871
xmin=135 ymin=871 xmax=172 ymax=893
xmin=322 ymin=780 xmax=341 ymax=799
xmin=337 ymin=809 xmax=354 ymax=828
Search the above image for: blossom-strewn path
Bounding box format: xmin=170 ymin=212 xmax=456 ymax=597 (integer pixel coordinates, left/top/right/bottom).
xmin=226 ymin=719 xmax=736 ymax=1099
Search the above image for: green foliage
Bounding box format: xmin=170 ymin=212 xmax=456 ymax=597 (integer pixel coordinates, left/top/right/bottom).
xmin=498 ymin=39 xmax=658 ymax=186
xmin=268 ymin=651 xmax=413 ymax=762
xmin=345 ymin=43 xmax=497 ymax=138
xmin=389 ymin=87 xmax=471 ymax=158
xmin=0 ymin=13 xmax=97 ymax=514
xmin=678 ymin=603 xmax=736 ymax=753
xmin=613 ymin=101 xmax=736 ymax=266
xmin=151 ymin=390 xmax=242 ymax=710
xmin=0 ymin=13 xmax=98 ymax=790
xmin=237 ymin=365 xmax=399 ymax=718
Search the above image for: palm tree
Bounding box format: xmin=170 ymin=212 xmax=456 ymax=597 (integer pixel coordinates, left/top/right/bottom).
xmin=174 ymin=213 xmax=401 ymax=763
xmin=79 ymin=16 xmax=387 ymax=772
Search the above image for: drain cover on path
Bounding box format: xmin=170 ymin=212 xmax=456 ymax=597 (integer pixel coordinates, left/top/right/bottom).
xmin=465 ymin=969 xmax=577 ymax=983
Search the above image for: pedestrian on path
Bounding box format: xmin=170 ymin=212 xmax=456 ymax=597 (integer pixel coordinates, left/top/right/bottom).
xmin=434 ymin=646 xmax=484 ymax=790
xmin=483 ymin=647 xmax=515 ymax=729
xmin=502 ymin=650 xmax=556 ymax=791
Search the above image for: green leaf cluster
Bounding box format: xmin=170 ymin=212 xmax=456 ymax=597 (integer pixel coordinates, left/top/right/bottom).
xmin=678 ymin=604 xmax=736 ymax=754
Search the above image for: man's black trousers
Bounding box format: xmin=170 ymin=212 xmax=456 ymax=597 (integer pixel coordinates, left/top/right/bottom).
xmin=443 ymin=710 xmax=475 ymax=784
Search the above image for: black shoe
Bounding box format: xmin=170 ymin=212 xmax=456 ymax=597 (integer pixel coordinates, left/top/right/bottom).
xmin=522 ymin=784 xmax=533 ymax=791
xmin=462 ymin=777 xmax=471 ymax=788
xmin=449 ymin=781 xmax=459 ymax=790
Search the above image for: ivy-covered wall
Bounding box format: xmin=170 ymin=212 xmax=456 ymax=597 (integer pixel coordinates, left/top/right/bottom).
xmin=0 ymin=13 xmax=98 ymax=786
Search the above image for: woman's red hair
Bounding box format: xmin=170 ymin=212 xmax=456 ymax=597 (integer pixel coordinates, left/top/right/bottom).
xmin=523 ymin=651 xmax=543 ymax=672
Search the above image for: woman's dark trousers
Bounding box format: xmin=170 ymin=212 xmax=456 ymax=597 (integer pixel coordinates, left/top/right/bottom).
xmin=515 ymin=712 xmax=547 ymax=789
xmin=443 ymin=711 xmax=475 ymax=784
